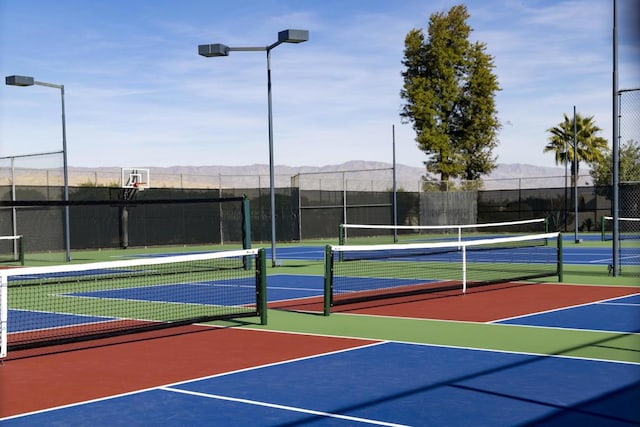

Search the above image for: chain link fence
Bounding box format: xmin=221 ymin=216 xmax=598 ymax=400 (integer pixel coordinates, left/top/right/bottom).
xmin=0 ymin=152 xmax=67 ymax=263
xmin=291 ymin=168 xmax=420 ymax=240
xmin=3 ymin=147 xmax=637 ymax=274
xmin=615 ymin=88 xmax=640 ymax=275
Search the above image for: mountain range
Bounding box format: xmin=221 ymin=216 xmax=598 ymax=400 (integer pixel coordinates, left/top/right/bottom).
xmin=66 ymin=161 xmax=586 ymax=190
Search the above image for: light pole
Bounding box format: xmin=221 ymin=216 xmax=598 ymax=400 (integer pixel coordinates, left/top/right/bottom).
xmin=573 ymin=105 xmax=580 ymax=244
xmin=199 ymin=29 xmax=309 ymax=267
xmin=5 ymin=75 xmax=71 ymax=262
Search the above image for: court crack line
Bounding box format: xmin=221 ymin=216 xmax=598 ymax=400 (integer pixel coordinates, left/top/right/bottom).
xmin=159 ymin=386 xmax=410 ymax=427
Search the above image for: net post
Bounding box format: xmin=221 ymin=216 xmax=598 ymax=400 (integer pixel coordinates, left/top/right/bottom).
xmin=462 ymin=246 xmax=467 ymax=293
xmin=601 ymin=216 xmax=606 ymax=241
xmin=242 ymin=196 xmax=252 ymax=271
xmin=544 ymin=217 xmax=549 ymax=233
xmin=18 ymin=235 xmax=25 ymax=266
xmin=257 ymin=248 xmax=268 ymax=325
xmin=1 ymin=272 xmax=7 ymax=358
xmin=338 ymin=225 xmax=345 ymax=262
xmin=242 ymin=196 xmax=252 ymax=250
xmin=323 ymin=245 xmax=333 ymax=316
xmin=557 ymin=233 xmax=564 ymax=282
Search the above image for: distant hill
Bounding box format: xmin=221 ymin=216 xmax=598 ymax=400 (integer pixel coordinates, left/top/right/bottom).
xmin=65 ymin=161 xmax=586 ymax=190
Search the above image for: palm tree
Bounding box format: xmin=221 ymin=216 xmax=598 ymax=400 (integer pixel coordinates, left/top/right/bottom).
xmin=544 ymin=113 xmax=608 ymax=186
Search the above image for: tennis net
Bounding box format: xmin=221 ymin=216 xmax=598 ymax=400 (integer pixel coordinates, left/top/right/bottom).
xmin=0 ymin=248 xmax=266 ymax=356
xmin=0 ymin=235 xmax=24 ymax=265
xmin=601 ymin=216 xmax=640 ymax=276
xmin=601 ymin=216 xmax=640 ymax=241
xmin=339 ymin=218 xmax=548 ymax=245
xmin=323 ymin=232 xmax=562 ymax=314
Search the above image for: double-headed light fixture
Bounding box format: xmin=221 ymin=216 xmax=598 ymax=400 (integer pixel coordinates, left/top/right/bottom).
xmin=198 ymin=29 xmax=309 ymax=267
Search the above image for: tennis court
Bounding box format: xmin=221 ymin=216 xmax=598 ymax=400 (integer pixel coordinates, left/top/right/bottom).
xmin=2 ymin=325 xmax=639 ymax=426
xmin=2 ymin=238 xmax=639 ymax=425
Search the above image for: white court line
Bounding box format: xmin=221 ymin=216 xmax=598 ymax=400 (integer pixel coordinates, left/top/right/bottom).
xmin=489 ymin=293 xmax=640 ymax=324
xmin=598 ymin=302 xmax=640 ymax=306
xmin=269 ymin=285 xmax=322 ymax=292
xmin=588 ymin=254 xmax=640 ymax=264
xmin=160 ymin=386 xmax=410 ymax=427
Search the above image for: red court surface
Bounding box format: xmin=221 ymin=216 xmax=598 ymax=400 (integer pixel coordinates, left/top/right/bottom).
xmin=0 ymin=325 xmax=376 ymax=418
xmin=273 ymin=282 xmax=640 ymax=322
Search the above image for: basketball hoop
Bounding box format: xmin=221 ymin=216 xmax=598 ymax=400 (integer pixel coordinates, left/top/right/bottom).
xmin=134 ymin=182 xmax=147 ymax=191
xmin=121 ymin=168 xmax=150 ymax=191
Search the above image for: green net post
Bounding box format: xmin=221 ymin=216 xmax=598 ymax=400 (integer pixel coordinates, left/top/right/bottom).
xmin=242 ymin=196 xmax=252 ymax=250
xmin=338 ymin=225 xmax=345 ymax=262
xmin=557 ymin=233 xmax=563 ymax=282
xmin=18 ymin=235 xmax=25 ymax=266
xmin=544 ymin=217 xmax=549 ymax=233
xmin=323 ymin=245 xmax=333 ymax=316
xmin=257 ymin=248 xmax=268 ymax=325
xmin=1 ymin=272 xmax=6 ymax=358
xmin=601 ymin=216 xmax=606 ymax=241
xmin=242 ymin=196 xmax=252 ymax=270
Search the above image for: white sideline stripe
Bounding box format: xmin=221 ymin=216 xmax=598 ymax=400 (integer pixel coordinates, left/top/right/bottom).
xmin=589 ymin=255 xmax=640 ymax=263
xmin=599 ymin=302 xmax=640 ymax=306
xmin=489 ymin=292 xmax=640 ymax=323
xmin=270 ymin=285 xmax=322 ymax=292
xmin=160 ymin=386 xmax=410 ymax=427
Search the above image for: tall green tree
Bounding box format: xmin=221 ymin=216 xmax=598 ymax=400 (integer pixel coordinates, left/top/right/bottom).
xmin=400 ymin=4 xmax=500 ymax=182
xmin=544 ymin=113 xmax=608 ymax=186
xmin=590 ymin=139 xmax=640 ymax=185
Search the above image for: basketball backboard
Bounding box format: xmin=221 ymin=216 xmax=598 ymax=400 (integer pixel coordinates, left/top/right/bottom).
xmin=121 ymin=168 xmax=150 ymax=190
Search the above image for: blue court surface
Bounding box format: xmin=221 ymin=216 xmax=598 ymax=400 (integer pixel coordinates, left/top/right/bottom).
xmin=69 ymin=274 xmax=325 ymax=304
xmin=68 ymin=280 xmax=256 ymax=305
xmin=495 ymin=294 xmax=640 ymax=333
xmin=2 ymin=341 xmax=639 ymax=426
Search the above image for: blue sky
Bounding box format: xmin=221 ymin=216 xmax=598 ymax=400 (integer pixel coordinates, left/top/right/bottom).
xmin=1 ymin=0 xmax=638 ymax=169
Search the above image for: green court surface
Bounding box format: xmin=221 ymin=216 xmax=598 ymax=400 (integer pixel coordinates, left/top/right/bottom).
xmin=239 ymin=309 xmax=640 ymax=364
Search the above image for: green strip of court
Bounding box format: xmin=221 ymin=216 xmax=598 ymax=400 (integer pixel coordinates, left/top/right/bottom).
xmin=233 ymin=309 xmax=640 ymax=364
